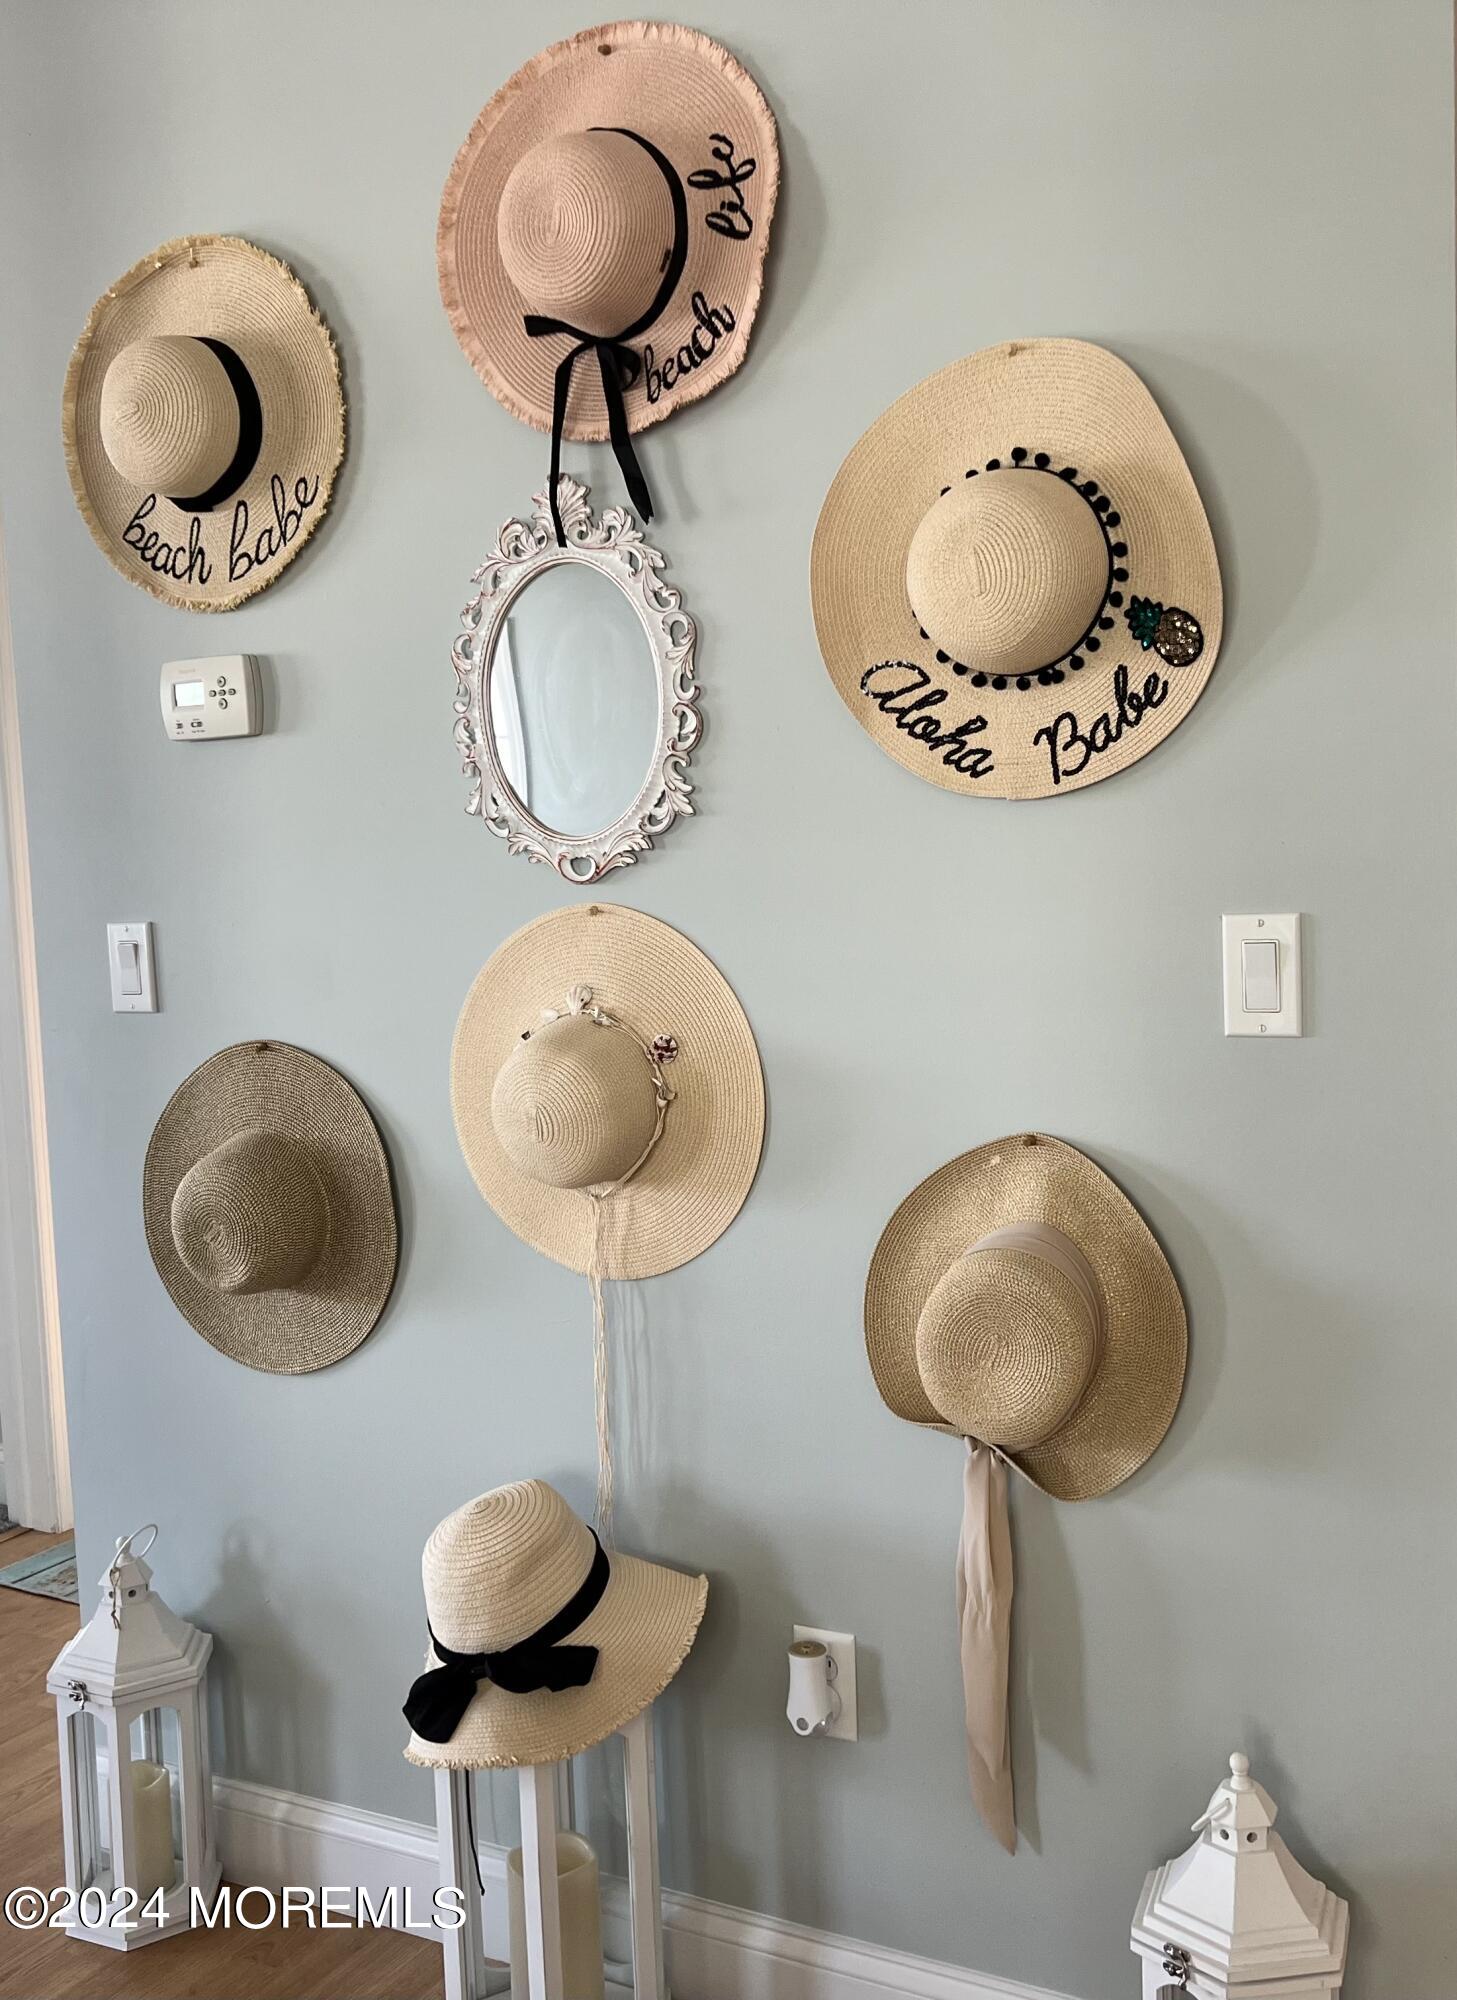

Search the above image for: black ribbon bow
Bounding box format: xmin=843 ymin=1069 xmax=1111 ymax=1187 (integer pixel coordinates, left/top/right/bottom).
xmin=403 ymin=1530 xmax=610 ymax=1744
xmin=523 ymin=127 xmax=689 ymax=548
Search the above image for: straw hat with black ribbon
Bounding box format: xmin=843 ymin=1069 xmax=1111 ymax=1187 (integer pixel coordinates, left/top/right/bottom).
xmin=812 ymin=338 xmax=1222 ymax=799
xmin=63 ymin=235 xmax=345 ymax=610
xmin=452 ymin=903 xmax=764 ymax=1545
xmin=143 ymin=1042 xmax=396 ymax=1374
xmin=403 ymin=1479 xmax=706 ymax=1770
xmin=438 ymin=19 xmax=779 ymax=545
xmin=865 ymin=1133 xmax=1187 ymax=1850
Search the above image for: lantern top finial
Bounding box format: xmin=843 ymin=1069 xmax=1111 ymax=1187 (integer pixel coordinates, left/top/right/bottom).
xmin=1192 ymin=1748 xmax=1277 ymax=1837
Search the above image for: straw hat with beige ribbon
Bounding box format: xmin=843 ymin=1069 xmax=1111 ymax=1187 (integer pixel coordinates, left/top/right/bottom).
xmin=438 ymin=20 xmax=779 ymax=544
xmin=865 ymin=1133 xmax=1186 ymax=1850
xmin=452 ymin=903 xmax=764 ymax=1541
xmin=812 ymin=338 xmax=1221 ymax=799
xmin=63 ymin=235 xmax=345 ymax=610
xmin=403 ymin=1479 xmax=706 ymax=1770
xmin=143 ymin=1042 xmax=396 ymax=1373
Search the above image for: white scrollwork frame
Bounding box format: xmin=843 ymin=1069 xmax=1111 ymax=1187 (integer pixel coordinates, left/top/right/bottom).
xmin=451 ymin=477 xmax=702 ymax=884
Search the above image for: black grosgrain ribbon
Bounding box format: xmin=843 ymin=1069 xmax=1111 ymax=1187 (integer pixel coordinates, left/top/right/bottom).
xmin=167 ymin=338 xmax=263 ymax=514
xmin=523 ymin=127 xmax=689 ymax=547
xmin=403 ymin=1531 xmax=610 ymax=1744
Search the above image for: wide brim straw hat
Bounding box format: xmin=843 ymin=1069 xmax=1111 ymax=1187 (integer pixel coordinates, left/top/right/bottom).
xmin=143 ymin=1041 xmax=396 ymax=1374
xmin=865 ymin=1134 xmax=1186 ymax=1501
xmin=812 ymin=338 xmax=1221 ymax=800
xmin=63 ymin=234 xmax=345 ymax=610
xmin=452 ymin=903 xmax=764 ymax=1279
xmin=438 ymin=19 xmax=779 ymax=442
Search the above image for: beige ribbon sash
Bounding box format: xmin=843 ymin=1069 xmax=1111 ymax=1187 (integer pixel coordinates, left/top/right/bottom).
xmin=957 ymin=1438 xmax=1016 ymax=1852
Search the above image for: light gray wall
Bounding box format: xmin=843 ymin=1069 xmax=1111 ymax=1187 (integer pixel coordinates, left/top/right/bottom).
xmin=3 ymin=4 xmax=1454 ymax=1996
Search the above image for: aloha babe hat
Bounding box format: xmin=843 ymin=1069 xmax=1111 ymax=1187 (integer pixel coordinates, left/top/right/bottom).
xmin=63 ymin=235 xmax=345 ymax=610
xmin=403 ymin=1480 xmax=706 ymax=1769
xmin=143 ymin=1042 xmax=397 ymax=1374
xmin=812 ymin=339 xmax=1221 ymax=798
xmin=438 ymin=20 xmax=779 ymax=541
xmin=865 ymin=1133 xmax=1186 ymax=1851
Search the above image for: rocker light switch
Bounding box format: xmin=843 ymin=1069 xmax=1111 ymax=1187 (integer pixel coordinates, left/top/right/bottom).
xmin=107 ymin=922 xmax=157 ymax=1014
xmin=1223 ymin=915 xmax=1301 ymax=1037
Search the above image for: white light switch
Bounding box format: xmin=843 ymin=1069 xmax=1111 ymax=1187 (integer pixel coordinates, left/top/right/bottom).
xmin=1223 ymin=914 xmax=1301 ymax=1037
xmin=107 ymin=922 xmax=157 ymax=1013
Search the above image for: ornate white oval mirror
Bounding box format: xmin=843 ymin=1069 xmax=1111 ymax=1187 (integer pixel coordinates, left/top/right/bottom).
xmin=451 ymin=479 xmax=701 ymax=882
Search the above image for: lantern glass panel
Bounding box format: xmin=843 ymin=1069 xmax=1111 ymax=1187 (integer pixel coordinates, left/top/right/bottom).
xmin=69 ymin=1708 xmax=112 ymax=1895
xmin=125 ymin=1705 xmax=184 ymax=1899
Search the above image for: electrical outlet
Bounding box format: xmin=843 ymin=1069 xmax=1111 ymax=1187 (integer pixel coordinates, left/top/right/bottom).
xmin=792 ymin=1625 xmax=857 ymax=1741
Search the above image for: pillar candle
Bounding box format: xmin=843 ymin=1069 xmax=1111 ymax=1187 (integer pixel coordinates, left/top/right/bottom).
xmin=129 ymin=1760 xmax=176 ymax=1901
xmin=507 ymin=1831 xmax=605 ymax=2000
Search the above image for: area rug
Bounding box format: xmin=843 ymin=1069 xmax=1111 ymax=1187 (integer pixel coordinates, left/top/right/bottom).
xmin=0 ymin=1537 xmax=78 ymax=1602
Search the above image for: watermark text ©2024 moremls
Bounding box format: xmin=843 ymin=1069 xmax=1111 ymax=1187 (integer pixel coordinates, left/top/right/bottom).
xmin=3 ymin=1882 xmax=467 ymax=1933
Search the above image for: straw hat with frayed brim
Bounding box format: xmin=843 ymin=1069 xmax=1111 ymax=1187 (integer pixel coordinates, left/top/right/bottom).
xmin=63 ymin=235 xmax=344 ymax=610
xmin=143 ymin=1042 xmax=396 ymax=1374
xmin=812 ymin=339 xmax=1221 ymax=800
xmin=452 ymin=904 xmax=764 ymax=1280
xmin=865 ymin=1135 xmax=1185 ymax=1501
xmin=404 ymin=1480 xmax=707 ymax=1769
xmin=438 ymin=20 xmax=779 ymax=440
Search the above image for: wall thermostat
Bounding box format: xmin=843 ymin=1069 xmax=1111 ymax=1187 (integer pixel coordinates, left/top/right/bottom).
xmin=160 ymin=656 xmax=261 ymax=740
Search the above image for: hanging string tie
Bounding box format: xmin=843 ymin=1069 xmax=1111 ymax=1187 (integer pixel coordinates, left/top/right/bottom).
xmin=522 ymin=127 xmax=689 ymax=548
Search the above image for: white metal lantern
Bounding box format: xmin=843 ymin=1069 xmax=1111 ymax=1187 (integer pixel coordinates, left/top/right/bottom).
xmin=436 ymin=1705 xmax=666 ymax=2000
xmin=1131 ymin=1751 xmax=1348 ymax=1998
xmin=46 ymin=1525 xmax=220 ymax=1950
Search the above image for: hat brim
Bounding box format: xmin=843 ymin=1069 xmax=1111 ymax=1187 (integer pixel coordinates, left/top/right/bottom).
xmin=452 ymin=904 xmax=765 ymax=1279
xmin=62 ymin=235 xmax=345 ymax=611
xmin=404 ymin=1551 xmax=707 ymax=1769
xmin=811 ymin=339 xmax=1222 ymax=800
xmin=864 ymin=1135 xmax=1186 ymax=1500
xmin=143 ymin=1043 xmax=397 ymax=1374
xmin=438 ymin=20 xmax=779 ymax=441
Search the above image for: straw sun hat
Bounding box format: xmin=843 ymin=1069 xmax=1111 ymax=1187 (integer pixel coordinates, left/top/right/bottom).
xmin=812 ymin=338 xmax=1222 ymax=800
xmin=63 ymin=235 xmax=345 ymax=610
xmin=438 ymin=20 xmax=778 ymax=541
xmin=404 ymin=1479 xmax=706 ymax=1769
xmin=143 ymin=1042 xmax=396 ymax=1374
xmin=865 ymin=1133 xmax=1186 ymax=1501
xmin=452 ymin=903 xmax=764 ymax=1281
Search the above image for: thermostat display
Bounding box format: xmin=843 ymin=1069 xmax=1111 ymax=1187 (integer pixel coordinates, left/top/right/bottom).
xmin=160 ymin=656 xmax=261 ymax=740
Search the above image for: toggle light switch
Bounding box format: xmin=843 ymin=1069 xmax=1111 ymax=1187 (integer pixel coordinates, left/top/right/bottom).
xmin=1241 ymin=938 xmax=1280 ymax=1013
xmin=1222 ymin=914 xmax=1302 ymax=1037
xmin=115 ymin=938 xmax=143 ymax=998
xmin=107 ymin=922 xmax=157 ymax=1014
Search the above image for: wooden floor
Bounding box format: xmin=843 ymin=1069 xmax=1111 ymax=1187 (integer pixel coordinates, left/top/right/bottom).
xmin=0 ymin=1530 xmax=443 ymax=1998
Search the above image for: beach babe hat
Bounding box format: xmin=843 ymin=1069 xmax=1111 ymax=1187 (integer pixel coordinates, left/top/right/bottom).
xmin=403 ymin=1480 xmax=707 ymax=1769
xmin=63 ymin=235 xmax=345 ymax=610
xmin=438 ymin=20 xmax=779 ymax=543
xmin=811 ymin=339 xmax=1221 ymax=798
xmin=865 ymin=1134 xmax=1186 ymax=1849
xmin=452 ymin=904 xmax=764 ymax=1283
xmin=142 ymin=1042 xmax=396 ymax=1374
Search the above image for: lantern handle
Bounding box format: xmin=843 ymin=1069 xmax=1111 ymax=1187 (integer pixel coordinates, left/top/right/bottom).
xmin=114 ymin=1522 xmax=159 ymax=1564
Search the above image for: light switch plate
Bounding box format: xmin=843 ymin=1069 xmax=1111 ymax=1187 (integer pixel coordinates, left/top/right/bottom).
xmin=107 ymin=921 xmax=157 ymax=1013
xmin=1222 ymin=914 xmax=1301 ymax=1036
xmin=792 ymin=1625 xmax=858 ymax=1741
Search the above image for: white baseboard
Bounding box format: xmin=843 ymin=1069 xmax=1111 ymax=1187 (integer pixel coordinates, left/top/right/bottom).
xmin=214 ymin=1776 xmax=1080 ymax=2000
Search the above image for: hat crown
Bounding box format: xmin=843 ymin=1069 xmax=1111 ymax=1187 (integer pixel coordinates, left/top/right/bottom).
xmin=423 ymin=1480 xmax=597 ymax=1655
xmin=497 ymin=130 xmax=675 ymax=340
xmin=491 ymin=1011 xmax=659 ymax=1190
xmin=170 ymin=1128 xmax=330 ymax=1296
xmin=99 ymin=336 xmax=241 ymax=496
xmin=905 ymin=469 xmax=1107 ymax=678
xmin=914 ymin=1223 xmax=1103 ymax=1449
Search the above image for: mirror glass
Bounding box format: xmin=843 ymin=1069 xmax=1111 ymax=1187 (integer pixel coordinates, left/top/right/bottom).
xmin=488 ymin=563 xmax=659 ymax=836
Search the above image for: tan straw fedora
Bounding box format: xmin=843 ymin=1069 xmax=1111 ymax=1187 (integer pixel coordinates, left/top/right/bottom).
xmin=403 ymin=1480 xmax=706 ymax=1769
xmin=438 ymin=20 xmax=778 ymax=543
xmin=452 ymin=904 xmax=764 ymax=1281
xmin=812 ymin=339 xmax=1221 ymax=799
xmin=63 ymin=235 xmax=345 ymax=610
xmin=143 ymin=1042 xmax=396 ymax=1374
xmin=865 ymin=1133 xmax=1186 ymax=1501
